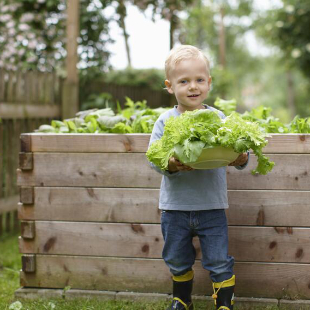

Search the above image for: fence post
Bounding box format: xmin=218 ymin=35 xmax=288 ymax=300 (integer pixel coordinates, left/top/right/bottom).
xmin=0 ymin=120 xmax=2 ymax=236
xmin=62 ymin=0 xmax=80 ymax=119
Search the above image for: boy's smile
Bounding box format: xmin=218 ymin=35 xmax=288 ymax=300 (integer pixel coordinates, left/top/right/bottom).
xmin=165 ymin=57 xmax=212 ymax=113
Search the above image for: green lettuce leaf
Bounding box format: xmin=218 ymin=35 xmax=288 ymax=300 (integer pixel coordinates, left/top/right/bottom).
xmin=146 ymin=109 xmax=274 ymax=175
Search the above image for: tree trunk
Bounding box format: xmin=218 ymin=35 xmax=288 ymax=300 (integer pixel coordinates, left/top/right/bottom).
xmin=170 ymin=19 xmax=174 ymax=50
xmin=120 ymin=17 xmax=132 ymax=68
xmin=286 ymin=70 xmax=296 ymax=118
xmin=196 ymin=0 xmax=204 ymax=48
xmin=118 ymin=0 xmax=132 ymax=68
xmin=219 ymin=6 xmax=226 ymax=68
xmin=169 ymin=12 xmax=178 ymax=50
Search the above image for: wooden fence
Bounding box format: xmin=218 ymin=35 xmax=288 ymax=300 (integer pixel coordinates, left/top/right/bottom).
xmin=0 ymin=69 xmax=61 ymax=235
xmin=16 ymin=133 xmax=310 ymax=301
xmin=0 ymin=69 xmax=176 ymax=236
xmin=81 ymin=82 xmax=175 ymax=109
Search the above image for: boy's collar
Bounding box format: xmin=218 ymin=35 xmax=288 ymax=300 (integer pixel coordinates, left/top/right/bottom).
xmin=174 ymin=104 xmax=210 ymax=115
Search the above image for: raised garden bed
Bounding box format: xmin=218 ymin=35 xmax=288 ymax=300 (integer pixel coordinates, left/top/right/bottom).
xmin=16 ymin=133 xmax=310 ymax=302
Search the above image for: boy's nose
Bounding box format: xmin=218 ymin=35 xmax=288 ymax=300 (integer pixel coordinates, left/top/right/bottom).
xmin=189 ymin=82 xmax=198 ymax=90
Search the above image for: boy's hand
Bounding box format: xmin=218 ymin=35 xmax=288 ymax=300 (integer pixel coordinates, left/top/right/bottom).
xmin=168 ymin=157 xmax=194 ymax=172
xmin=228 ymin=153 xmax=248 ymax=166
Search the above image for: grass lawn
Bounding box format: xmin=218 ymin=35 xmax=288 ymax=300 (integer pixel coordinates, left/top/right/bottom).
xmin=0 ymin=232 xmax=295 ymax=310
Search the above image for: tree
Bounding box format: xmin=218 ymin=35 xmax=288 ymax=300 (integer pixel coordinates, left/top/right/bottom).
xmin=255 ymin=0 xmax=310 ymax=117
xmin=115 ymin=0 xmax=132 ymax=68
xmin=179 ymin=0 xmax=257 ymax=102
xmin=0 ymin=0 xmax=113 ymax=71
xmin=131 ymin=0 xmax=196 ymax=49
xmin=256 ymin=0 xmax=310 ymax=78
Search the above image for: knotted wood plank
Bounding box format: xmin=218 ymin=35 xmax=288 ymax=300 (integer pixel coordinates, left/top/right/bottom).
xmin=20 ymin=255 xmax=310 ymax=298
xmin=23 ymin=133 xmax=310 ymax=153
xmin=17 ymin=153 xmax=310 ymax=190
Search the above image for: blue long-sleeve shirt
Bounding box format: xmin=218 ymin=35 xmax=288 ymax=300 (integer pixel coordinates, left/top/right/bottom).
xmin=148 ymin=105 xmax=249 ymax=211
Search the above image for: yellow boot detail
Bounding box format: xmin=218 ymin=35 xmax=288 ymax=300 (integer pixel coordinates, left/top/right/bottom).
xmin=218 ymin=307 xmax=230 ymax=310
xmin=212 ymin=275 xmax=235 ymax=307
xmin=173 ymin=270 xmax=194 ymax=282
xmin=213 ymin=275 xmax=235 ymax=289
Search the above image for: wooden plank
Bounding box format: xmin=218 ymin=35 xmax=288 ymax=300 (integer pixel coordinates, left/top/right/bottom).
xmin=17 ymin=188 xmax=310 ymax=227
xmin=17 ymin=153 xmax=160 ymax=188
xmin=32 ymin=72 xmax=38 ymax=104
xmin=5 ymin=212 xmax=11 ymax=232
xmin=227 ymin=190 xmax=310 ymax=226
xmin=22 ymin=254 xmax=36 ymax=273
xmin=25 ymin=71 xmax=31 ymax=104
xmin=7 ymin=71 xmax=15 ymax=102
xmin=12 ymin=119 xmax=20 ymax=195
xmin=0 ymin=214 xmax=3 ymax=235
xmin=19 ymin=153 xmax=33 ymax=170
xmin=18 ymin=187 xmax=160 ymax=223
xmin=48 ymin=73 xmax=55 ymax=105
xmin=266 ymin=134 xmax=310 ymax=153
xmin=13 ymin=210 xmax=19 ymax=232
xmin=226 ymin=154 xmax=310 ymax=190
xmin=5 ymin=120 xmax=13 ymax=197
xmin=44 ymin=73 xmax=51 ymax=105
xmin=0 ymin=103 xmax=60 ymax=119
xmin=0 ymin=121 xmax=3 ymax=200
xmin=0 ymin=70 xmax=5 ymax=101
xmin=19 ymin=222 xmax=164 ymax=258
xmin=25 ymin=134 xmax=310 ymax=153
xmin=20 ymin=221 xmax=35 ymax=239
xmin=38 ymin=72 xmax=44 ymax=104
xmin=20 ymin=134 xmax=32 ymax=153
xmin=17 ymin=153 xmax=310 ymax=190
xmin=20 ymin=187 xmax=34 ymax=205
xmin=18 ymin=222 xmax=310 ymax=263
xmin=28 ymin=133 xmax=151 ymax=153
xmin=16 ymin=72 xmax=24 ymax=103
xmin=0 ymin=195 xmax=19 ymax=213
xmin=19 ymin=255 xmax=310 ymax=298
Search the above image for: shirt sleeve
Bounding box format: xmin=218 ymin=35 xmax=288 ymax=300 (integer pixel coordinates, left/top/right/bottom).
xmin=148 ymin=117 xmax=180 ymax=177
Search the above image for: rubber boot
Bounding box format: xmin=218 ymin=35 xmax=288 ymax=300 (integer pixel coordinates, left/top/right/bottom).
xmin=212 ymin=275 xmax=235 ymax=310
xmin=167 ymin=271 xmax=194 ymax=310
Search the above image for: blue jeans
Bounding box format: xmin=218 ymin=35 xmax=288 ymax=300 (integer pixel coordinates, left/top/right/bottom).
xmin=161 ymin=209 xmax=234 ymax=283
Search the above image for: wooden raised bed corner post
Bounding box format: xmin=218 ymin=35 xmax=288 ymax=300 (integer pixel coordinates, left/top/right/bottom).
xmin=16 ymin=133 xmax=310 ymax=303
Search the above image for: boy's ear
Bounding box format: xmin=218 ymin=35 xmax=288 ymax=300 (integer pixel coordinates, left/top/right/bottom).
xmin=208 ymin=76 xmax=212 ymax=88
xmin=165 ymin=80 xmax=174 ymax=94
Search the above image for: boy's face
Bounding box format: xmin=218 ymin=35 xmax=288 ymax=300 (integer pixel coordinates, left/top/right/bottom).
xmin=165 ymin=57 xmax=212 ymax=113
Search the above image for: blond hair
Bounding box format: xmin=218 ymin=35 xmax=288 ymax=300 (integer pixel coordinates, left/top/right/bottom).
xmin=165 ymin=45 xmax=210 ymax=79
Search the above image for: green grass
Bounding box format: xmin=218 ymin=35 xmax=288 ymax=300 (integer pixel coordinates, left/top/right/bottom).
xmin=0 ymin=233 xmax=301 ymax=310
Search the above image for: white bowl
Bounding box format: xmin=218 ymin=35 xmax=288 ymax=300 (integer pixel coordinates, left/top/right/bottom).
xmin=186 ymin=146 xmax=239 ymax=169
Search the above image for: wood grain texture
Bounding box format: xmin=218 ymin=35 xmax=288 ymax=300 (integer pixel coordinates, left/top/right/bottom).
xmin=0 ymin=103 xmax=60 ymax=119
xmin=23 ymin=133 xmax=310 ymax=153
xmin=28 ymin=133 xmax=151 ymax=153
xmin=20 ymin=255 xmax=310 ymax=298
xmin=17 ymin=153 xmax=310 ymax=190
xmin=19 ymin=153 xmax=33 ymax=170
xmin=20 ymin=187 xmax=34 ymax=205
xmin=18 ymin=188 xmax=310 ymax=227
xmin=0 ymin=195 xmax=19 ymax=214
xmin=19 ymin=221 xmax=310 ymax=263
xmin=18 ymin=187 xmax=160 ymax=223
xmin=226 ymin=190 xmax=310 ymax=226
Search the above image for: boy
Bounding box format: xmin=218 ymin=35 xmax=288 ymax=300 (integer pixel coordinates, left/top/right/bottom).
xmin=148 ymin=45 xmax=249 ymax=310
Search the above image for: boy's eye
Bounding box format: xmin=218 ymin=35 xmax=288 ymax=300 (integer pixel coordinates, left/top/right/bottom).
xmin=180 ymin=80 xmax=187 ymax=84
xmin=197 ymin=78 xmax=204 ymax=82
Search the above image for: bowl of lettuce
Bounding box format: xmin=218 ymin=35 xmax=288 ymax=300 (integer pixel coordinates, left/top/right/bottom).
xmin=146 ymin=109 xmax=275 ymax=175
xmin=185 ymin=146 xmax=239 ymax=169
